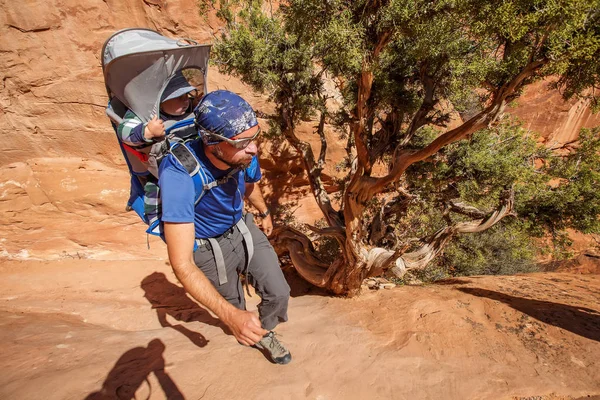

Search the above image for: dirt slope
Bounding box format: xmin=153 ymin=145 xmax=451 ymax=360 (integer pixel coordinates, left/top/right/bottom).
xmin=1 ymin=259 xmax=598 ymax=399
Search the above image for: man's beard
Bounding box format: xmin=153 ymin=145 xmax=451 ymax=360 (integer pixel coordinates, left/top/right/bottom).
xmin=211 ymin=146 xmax=252 ymax=169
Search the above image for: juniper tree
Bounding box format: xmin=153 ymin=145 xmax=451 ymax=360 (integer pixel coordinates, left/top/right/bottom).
xmin=207 ymin=0 xmax=600 ymax=295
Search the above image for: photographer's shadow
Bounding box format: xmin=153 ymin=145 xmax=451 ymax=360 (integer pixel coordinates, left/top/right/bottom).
xmin=141 ymin=272 xmax=228 ymax=347
xmin=85 ymin=339 xmax=184 ymax=400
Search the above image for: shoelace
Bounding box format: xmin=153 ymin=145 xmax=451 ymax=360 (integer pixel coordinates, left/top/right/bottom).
xmin=266 ymin=332 xmax=286 ymax=353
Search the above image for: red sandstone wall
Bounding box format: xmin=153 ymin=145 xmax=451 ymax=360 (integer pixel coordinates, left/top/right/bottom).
xmin=507 ymin=79 xmax=600 ymax=143
xmin=0 ymin=0 xmax=218 ymax=167
xmin=1 ymin=0 xmax=598 ymax=170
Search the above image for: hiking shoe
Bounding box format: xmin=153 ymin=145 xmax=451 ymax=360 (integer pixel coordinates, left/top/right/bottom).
xmin=254 ymin=331 xmax=292 ymax=365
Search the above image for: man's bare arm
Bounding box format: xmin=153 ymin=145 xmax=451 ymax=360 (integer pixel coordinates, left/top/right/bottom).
xmin=163 ymin=221 xmax=267 ymax=345
xmin=245 ymin=182 xmax=273 ymax=236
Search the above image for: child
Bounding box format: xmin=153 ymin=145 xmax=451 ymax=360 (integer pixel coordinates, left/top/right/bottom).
xmin=117 ymin=71 xmax=197 ymax=225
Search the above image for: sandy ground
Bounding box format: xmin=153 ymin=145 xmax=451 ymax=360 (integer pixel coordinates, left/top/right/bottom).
xmin=1 ymin=158 xmax=599 ymax=400
xmin=1 ymin=261 xmax=599 ymax=400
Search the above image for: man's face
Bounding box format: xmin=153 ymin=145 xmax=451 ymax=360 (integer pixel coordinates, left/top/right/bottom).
xmin=209 ymin=125 xmax=259 ymax=168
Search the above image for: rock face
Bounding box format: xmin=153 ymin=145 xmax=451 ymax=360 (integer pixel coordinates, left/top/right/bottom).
xmin=0 ymin=157 xmax=166 ymax=262
xmin=507 ymin=79 xmax=600 ymax=144
xmin=1 ymin=0 xmax=599 ymax=245
xmin=0 ymin=0 xmax=218 ymax=167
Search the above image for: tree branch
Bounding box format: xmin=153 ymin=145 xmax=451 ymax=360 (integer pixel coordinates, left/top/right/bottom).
xmin=448 ymin=199 xmax=489 ymax=219
xmin=393 ymin=188 xmax=515 ymax=274
xmin=355 ymin=59 xmax=548 ymax=203
xmin=360 ymin=189 xmax=515 ymax=279
xmin=306 ymin=224 xmax=346 ymax=241
xmin=352 ymin=29 xmax=394 ymax=176
xmin=547 ymin=138 xmax=579 ymax=151
xmin=317 ymin=108 xmax=327 ymax=170
xmin=352 ymin=69 xmax=374 ymax=175
xmin=369 ymin=109 xmax=400 ymax=164
xmin=279 ymin=107 xmax=343 ymax=228
xmin=401 ymin=63 xmax=438 ymax=146
xmin=369 ymin=192 xmax=415 ymax=245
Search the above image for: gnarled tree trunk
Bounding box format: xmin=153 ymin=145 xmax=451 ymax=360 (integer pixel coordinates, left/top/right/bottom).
xmin=272 ymin=44 xmax=546 ymax=296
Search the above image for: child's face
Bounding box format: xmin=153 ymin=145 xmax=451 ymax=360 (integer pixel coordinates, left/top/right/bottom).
xmin=161 ymin=94 xmax=190 ymax=116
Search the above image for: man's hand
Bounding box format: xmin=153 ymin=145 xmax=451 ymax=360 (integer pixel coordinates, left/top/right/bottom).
xmin=222 ymin=308 xmax=268 ymax=346
xmin=145 ymin=115 xmax=166 ymax=140
xmin=261 ymin=214 xmax=273 ymax=237
xmin=164 ymin=222 xmax=266 ymax=346
xmin=244 ymin=182 xmax=273 ymax=236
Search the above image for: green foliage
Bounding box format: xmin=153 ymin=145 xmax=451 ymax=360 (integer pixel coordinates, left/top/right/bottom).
xmin=520 ymin=127 xmax=600 ymax=236
xmin=406 ymin=120 xmax=547 ymax=209
xmin=436 ymin=221 xmax=538 ymax=277
xmin=212 ymin=0 xmax=599 ymax=137
xmin=400 ymin=123 xmax=600 ymax=261
xmin=212 ymin=1 xmax=322 ymax=126
xmin=395 ymin=221 xmax=537 ymax=282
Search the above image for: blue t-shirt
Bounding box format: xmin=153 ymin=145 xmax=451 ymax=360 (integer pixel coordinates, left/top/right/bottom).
xmin=158 ymin=139 xmax=262 ymax=238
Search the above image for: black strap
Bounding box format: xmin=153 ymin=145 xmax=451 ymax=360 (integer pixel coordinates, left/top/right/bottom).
xmin=170 ymin=143 xmax=200 ymax=176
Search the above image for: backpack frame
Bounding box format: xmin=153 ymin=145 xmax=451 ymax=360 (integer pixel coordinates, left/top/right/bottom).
xmin=101 ymin=28 xmax=222 ymax=237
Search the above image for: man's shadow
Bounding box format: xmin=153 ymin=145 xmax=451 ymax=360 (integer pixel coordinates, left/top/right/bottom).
xmin=459 ymin=287 xmax=600 ymax=342
xmin=141 ymin=272 xmax=228 ymax=347
xmin=85 ymin=339 xmax=184 ymax=400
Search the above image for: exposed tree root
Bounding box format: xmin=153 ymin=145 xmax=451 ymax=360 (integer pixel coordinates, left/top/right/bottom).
xmin=272 ymin=227 xmax=331 ymax=287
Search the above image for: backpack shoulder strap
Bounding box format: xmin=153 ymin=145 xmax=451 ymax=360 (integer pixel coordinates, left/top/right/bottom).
xmin=169 ymin=143 xmax=205 ymax=205
xmin=169 ymin=142 xmax=244 ymax=206
xmin=170 ymin=142 xmax=200 ymax=176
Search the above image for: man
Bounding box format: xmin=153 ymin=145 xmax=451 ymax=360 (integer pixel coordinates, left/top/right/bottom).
xmin=158 ymin=90 xmax=292 ymax=365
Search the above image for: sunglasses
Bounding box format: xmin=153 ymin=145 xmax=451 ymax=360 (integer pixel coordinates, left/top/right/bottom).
xmin=201 ymin=127 xmax=261 ymax=149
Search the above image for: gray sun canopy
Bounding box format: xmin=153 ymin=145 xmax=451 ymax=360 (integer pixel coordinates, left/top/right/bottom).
xmin=102 ymin=28 xmax=211 ymax=123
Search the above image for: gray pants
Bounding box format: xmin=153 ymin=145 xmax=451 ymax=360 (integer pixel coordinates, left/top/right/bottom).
xmin=193 ymin=215 xmax=290 ymax=331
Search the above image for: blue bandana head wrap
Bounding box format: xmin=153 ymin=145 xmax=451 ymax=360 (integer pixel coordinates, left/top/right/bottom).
xmin=194 ymin=90 xmax=258 ymax=143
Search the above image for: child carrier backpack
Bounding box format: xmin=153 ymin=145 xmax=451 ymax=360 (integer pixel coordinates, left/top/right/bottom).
xmin=101 ymin=28 xmax=236 ymax=238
